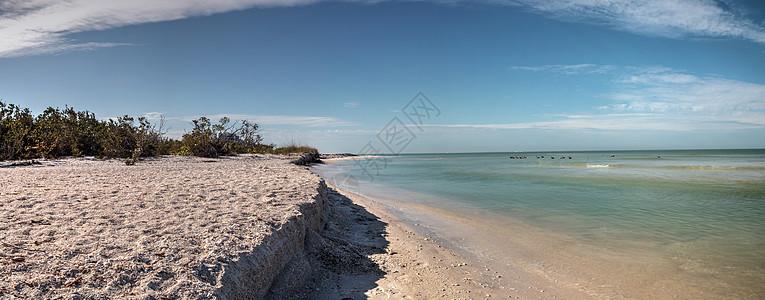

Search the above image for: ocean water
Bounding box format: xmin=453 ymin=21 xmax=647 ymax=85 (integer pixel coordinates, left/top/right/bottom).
xmin=313 ymin=149 xmax=765 ymax=296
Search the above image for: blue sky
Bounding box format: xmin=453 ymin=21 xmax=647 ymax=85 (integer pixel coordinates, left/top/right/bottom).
xmin=1 ymin=0 xmax=764 ymax=153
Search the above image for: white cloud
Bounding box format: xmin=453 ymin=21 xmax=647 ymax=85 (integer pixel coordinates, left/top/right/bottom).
xmin=509 ymin=64 xmax=615 ymax=75
xmin=607 ymin=68 xmax=765 ymax=124
xmin=0 ymin=0 xmax=327 ymax=57
xmin=428 ymin=113 xmax=762 ymax=132
xmin=2 ymin=0 xmax=763 ymax=58
xmin=500 ymin=0 xmax=765 ymax=44
xmin=20 ymin=41 xmax=134 ymax=57
xmin=471 ymin=64 xmax=765 ymax=131
xmin=164 ymin=130 xmax=187 ymax=140
xmin=203 ymin=114 xmax=360 ymax=127
xmin=344 ymin=101 xmax=360 ymax=108
xmin=141 ymin=112 xmax=167 ymax=120
xmin=426 ymin=114 xmax=686 ymax=131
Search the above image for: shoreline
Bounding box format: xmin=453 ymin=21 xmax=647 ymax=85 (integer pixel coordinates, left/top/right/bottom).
xmin=312 ymin=162 xmax=763 ymax=299
xmin=312 ymin=182 xmax=593 ymax=299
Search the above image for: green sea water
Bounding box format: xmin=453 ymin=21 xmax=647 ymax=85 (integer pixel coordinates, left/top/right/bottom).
xmin=314 ymin=149 xmax=765 ymax=295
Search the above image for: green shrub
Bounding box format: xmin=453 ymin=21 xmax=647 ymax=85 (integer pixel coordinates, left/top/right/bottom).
xmin=0 ymin=101 xmax=317 ymax=161
xmin=32 ymin=106 xmax=104 ymax=158
xmin=0 ymin=101 xmax=169 ymax=161
xmin=0 ymin=101 xmax=35 ymax=160
xmin=181 ymin=117 xmax=265 ymax=157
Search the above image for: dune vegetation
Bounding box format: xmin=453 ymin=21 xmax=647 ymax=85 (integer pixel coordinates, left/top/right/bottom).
xmin=0 ymin=101 xmax=317 ymax=162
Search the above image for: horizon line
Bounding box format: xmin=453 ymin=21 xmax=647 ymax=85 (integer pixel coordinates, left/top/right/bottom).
xmin=339 ymin=148 xmax=765 ymax=155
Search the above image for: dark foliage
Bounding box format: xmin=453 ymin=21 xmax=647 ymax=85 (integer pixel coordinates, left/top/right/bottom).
xmin=272 ymin=144 xmax=319 ymax=155
xmin=0 ymin=102 xmax=35 ymax=160
xmin=0 ymin=101 xmax=317 ymax=162
xmin=180 ymin=117 xmax=267 ymax=158
xmin=0 ymin=101 xmax=170 ymax=162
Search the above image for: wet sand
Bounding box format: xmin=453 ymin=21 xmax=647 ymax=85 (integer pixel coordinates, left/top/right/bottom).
xmin=308 ymin=183 xmax=592 ymax=299
xmin=317 ymin=183 xmax=761 ymax=299
xmin=314 ymin=158 xmax=763 ymax=299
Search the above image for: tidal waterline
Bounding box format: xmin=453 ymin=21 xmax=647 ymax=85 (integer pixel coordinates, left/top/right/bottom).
xmin=314 ymin=149 xmax=765 ymax=298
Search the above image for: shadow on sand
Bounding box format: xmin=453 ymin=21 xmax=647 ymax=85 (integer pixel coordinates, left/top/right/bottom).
xmin=267 ymin=186 xmax=390 ymax=300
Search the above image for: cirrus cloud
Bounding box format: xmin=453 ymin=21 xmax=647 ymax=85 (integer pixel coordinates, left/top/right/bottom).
xmin=0 ymin=0 xmax=327 ymax=58
xmin=1 ymin=0 xmax=764 ymax=58
xmin=499 ymin=0 xmax=765 ymax=44
xmin=202 ymin=114 xmax=360 ymax=127
xmin=458 ymin=64 xmax=765 ymax=131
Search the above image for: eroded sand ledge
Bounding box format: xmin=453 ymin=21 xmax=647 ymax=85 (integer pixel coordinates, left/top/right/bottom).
xmin=0 ymin=155 xmax=330 ymax=299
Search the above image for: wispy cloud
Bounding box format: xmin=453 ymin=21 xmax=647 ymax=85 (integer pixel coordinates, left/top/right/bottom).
xmin=141 ymin=112 xmax=168 ymax=120
xmin=606 ymin=69 xmax=765 ymax=127
xmin=2 ymin=0 xmax=763 ymax=58
xmin=203 ymin=114 xmax=360 ymax=127
xmin=463 ymin=64 xmax=765 ymax=131
xmin=500 ymin=0 xmax=765 ymax=44
xmin=428 ymin=113 xmax=762 ymax=131
xmin=0 ymin=0 xmax=327 ymax=58
xmin=509 ymin=64 xmax=615 ymax=75
xmin=344 ymin=102 xmax=360 ymax=108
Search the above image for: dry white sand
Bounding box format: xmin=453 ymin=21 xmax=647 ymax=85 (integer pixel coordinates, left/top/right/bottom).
xmin=0 ymin=155 xmax=327 ymax=299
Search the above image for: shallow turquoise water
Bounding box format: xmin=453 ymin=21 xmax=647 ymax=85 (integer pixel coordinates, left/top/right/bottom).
xmin=316 ymin=149 xmax=765 ymax=287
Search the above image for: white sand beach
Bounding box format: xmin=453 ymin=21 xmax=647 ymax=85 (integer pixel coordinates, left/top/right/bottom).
xmin=1 ymin=155 xmax=329 ymax=298
xmin=3 ymin=154 xmax=750 ymax=299
xmin=1 ymin=154 xmax=590 ymax=299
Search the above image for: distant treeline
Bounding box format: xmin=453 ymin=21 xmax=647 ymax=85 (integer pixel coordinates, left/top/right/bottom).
xmin=0 ymin=101 xmax=317 ymax=162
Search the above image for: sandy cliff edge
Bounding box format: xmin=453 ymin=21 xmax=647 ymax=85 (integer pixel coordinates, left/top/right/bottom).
xmin=0 ymin=155 xmax=330 ymax=299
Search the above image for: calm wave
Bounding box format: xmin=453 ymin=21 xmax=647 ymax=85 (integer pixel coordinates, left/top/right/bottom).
xmin=315 ymin=149 xmax=765 ymax=295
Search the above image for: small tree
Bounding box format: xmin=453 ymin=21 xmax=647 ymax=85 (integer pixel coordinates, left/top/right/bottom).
xmin=181 ymin=117 xmax=265 ymax=157
xmin=101 ymin=116 xmax=138 ymax=159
